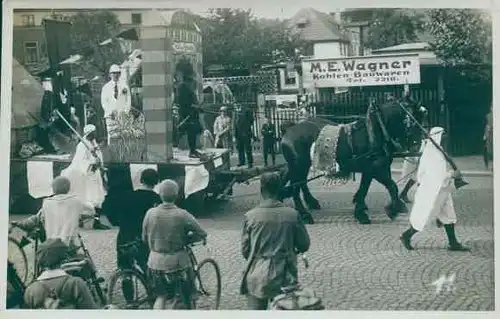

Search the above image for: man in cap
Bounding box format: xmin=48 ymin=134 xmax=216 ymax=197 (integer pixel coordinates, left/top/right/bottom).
xmin=61 ymin=124 xmax=108 ymax=229
xmin=240 ymin=172 xmax=311 ymax=310
xmin=142 ymin=179 xmax=207 ymax=309
xmin=213 ymin=106 xmax=231 ymax=149
xmin=400 ymin=127 xmax=470 ymax=252
xmin=23 ymin=238 xmax=98 ymax=309
xmin=11 ymin=176 xmax=96 ymax=247
xmin=101 ymin=64 xmax=131 ymax=144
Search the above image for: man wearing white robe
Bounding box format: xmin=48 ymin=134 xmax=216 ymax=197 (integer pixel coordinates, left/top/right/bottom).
xmin=400 ymin=127 xmax=469 ymax=252
xmin=61 ymin=124 xmax=108 ymax=230
xmin=101 ymin=64 xmax=131 ymax=144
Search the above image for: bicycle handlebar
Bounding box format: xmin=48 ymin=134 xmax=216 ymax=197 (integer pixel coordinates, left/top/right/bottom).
xmin=187 ymin=239 xmax=206 ymax=247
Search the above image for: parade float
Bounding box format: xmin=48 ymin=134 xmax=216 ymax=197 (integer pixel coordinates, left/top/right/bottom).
xmin=9 ymin=11 xmax=233 ymax=216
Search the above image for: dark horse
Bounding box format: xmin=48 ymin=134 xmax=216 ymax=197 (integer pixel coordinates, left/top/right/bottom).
xmin=280 ymin=96 xmax=425 ymax=224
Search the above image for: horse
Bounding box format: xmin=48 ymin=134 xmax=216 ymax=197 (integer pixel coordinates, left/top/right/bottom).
xmin=280 ymin=96 xmax=426 ymax=225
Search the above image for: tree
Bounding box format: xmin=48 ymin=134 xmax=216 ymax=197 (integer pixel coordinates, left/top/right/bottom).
xmin=364 ymin=9 xmax=426 ymax=50
xmin=426 ymin=9 xmax=492 ymax=66
xmin=69 ymin=10 xmax=125 ymax=79
xmin=201 ymin=9 xmax=304 ymax=75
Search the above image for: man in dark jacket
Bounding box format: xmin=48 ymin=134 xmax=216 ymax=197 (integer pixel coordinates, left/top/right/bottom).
xmin=37 ymin=77 xmax=58 ymax=154
xmin=233 ymin=104 xmax=255 ymax=168
xmin=260 ymin=115 xmax=276 ymax=166
xmin=240 ymin=172 xmax=311 ymax=310
xmin=177 ymin=76 xmax=203 ymax=158
xmin=110 ymin=168 xmax=161 ymax=302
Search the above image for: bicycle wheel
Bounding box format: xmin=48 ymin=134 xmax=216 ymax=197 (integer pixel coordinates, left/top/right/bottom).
xmin=8 ymin=237 xmax=28 ymax=285
xmin=89 ymin=279 xmax=107 ymax=307
xmin=107 ymin=269 xmax=153 ymax=309
xmin=194 ymin=258 xmax=221 ymax=310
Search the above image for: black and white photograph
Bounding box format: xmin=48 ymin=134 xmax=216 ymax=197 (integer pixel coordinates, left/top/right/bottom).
xmin=1 ymin=0 xmax=495 ymax=314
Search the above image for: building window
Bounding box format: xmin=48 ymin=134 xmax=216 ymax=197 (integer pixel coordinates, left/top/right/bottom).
xmin=24 ymin=42 xmax=39 ymax=64
xmin=131 ymin=13 xmax=142 ymax=24
xmin=296 ymin=18 xmax=308 ymax=29
xmin=21 ymin=15 xmax=35 ymax=26
xmin=284 ymin=70 xmax=297 ymax=85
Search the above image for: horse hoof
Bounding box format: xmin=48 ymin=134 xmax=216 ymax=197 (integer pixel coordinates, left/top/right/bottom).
xmin=301 ymin=213 xmax=315 ymax=225
xmin=386 ymin=210 xmax=398 ymax=221
xmin=307 ymin=201 xmax=321 ymax=210
xmin=354 ymin=212 xmax=371 ymax=224
xmin=358 ymin=218 xmax=371 ymax=225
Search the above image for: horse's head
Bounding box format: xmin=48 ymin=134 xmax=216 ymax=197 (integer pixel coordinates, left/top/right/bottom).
xmin=377 ymin=96 xmax=427 ymax=152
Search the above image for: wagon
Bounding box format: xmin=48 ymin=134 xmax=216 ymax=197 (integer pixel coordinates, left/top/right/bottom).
xmin=9 ymin=147 xmax=232 ymax=217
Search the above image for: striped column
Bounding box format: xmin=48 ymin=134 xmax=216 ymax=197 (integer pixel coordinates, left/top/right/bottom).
xmin=140 ymin=25 xmax=174 ymax=162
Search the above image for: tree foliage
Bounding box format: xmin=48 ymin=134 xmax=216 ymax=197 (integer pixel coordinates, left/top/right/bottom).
xmin=426 ymin=9 xmax=492 ymax=66
xmin=201 ymin=8 xmax=304 ymax=75
xmin=69 ymin=10 xmax=125 ymax=78
xmin=364 ymin=9 xmax=426 ymax=50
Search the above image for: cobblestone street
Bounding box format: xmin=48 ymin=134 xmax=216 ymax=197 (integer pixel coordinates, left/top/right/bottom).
xmin=9 ymin=174 xmax=494 ymax=311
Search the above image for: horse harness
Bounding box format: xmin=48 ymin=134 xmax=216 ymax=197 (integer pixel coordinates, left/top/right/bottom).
xmin=342 ymin=100 xmax=402 ymax=161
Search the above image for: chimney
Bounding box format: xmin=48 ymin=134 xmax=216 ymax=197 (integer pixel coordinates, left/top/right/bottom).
xmin=331 ymin=9 xmax=342 ymax=25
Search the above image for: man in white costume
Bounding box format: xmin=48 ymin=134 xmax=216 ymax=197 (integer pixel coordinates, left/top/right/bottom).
xmin=400 ymin=127 xmax=469 ymax=252
xmin=101 ymin=64 xmax=131 ymax=144
xmin=61 ymin=124 xmax=108 ymax=230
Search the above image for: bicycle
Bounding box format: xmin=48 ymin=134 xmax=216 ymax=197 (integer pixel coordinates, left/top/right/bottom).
xmin=62 ymin=233 xmax=107 ymax=307
xmin=107 ymin=239 xmax=221 ymax=309
xmin=270 ymin=254 xmax=324 ymax=310
xmin=8 ymin=224 xmax=43 ymax=285
xmin=8 ymin=218 xmax=107 ymax=307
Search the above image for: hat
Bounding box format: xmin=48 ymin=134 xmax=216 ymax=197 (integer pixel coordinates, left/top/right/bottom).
xmin=83 ymin=124 xmax=96 ymax=137
xmin=36 ymin=238 xmax=69 ymax=268
xmin=109 ymin=64 xmax=121 ymax=73
xmin=220 ymin=106 xmax=228 ymax=111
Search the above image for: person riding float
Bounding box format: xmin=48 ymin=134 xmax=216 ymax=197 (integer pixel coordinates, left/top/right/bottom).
xmin=177 ymin=75 xmax=204 ymax=159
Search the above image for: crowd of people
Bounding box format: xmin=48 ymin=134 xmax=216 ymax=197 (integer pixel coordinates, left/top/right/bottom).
xmin=8 ymin=167 xmax=311 ymax=310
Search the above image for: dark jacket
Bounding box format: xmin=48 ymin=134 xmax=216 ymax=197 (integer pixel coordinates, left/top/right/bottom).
xmin=261 ymin=123 xmax=275 ymax=141
xmin=118 ymin=189 xmax=162 ymax=245
xmin=24 ymin=272 xmax=98 ymax=309
xmin=177 ymin=83 xmax=199 ymax=122
xmin=240 ymin=199 xmax=310 ymax=299
xmin=40 ymin=91 xmax=56 ymax=127
xmin=233 ymin=108 xmax=254 ymax=138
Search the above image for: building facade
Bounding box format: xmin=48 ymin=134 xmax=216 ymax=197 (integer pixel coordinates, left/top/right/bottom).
xmin=13 ymin=9 xmax=187 ymax=74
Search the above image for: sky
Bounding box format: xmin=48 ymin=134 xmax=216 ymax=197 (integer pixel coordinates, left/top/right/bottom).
xmin=191 ymin=6 xmax=343 ymax=19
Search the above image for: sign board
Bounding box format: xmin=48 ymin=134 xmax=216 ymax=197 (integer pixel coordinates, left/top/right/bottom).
xmin=173 ymin=42 xmax=196 ymax=54
xmin=264 ymin=94 xmax=298 ymax=105
xmin=302 ymin=54 xmax=421 ymax=88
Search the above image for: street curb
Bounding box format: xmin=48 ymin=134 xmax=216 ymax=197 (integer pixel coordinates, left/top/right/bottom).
xmin=391 ymin=168 xmax=493 ymax=177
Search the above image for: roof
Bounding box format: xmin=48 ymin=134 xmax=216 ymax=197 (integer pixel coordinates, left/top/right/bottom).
xmin=290 ymin=8 xmax=349 ymax=42
xmin=371 ymin=42 xmax=431 ymax=53
xmin=140 ymin=9 xmax=200 ymax=31
xmin=11 ymin=58 xmax=44 ymax=129
xmin=371 ymin=42 xmax=439 ymax=65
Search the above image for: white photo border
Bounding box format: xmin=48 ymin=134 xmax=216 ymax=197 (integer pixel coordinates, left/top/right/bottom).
xmin=1 ymin=0 xmax=498 ymax=318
